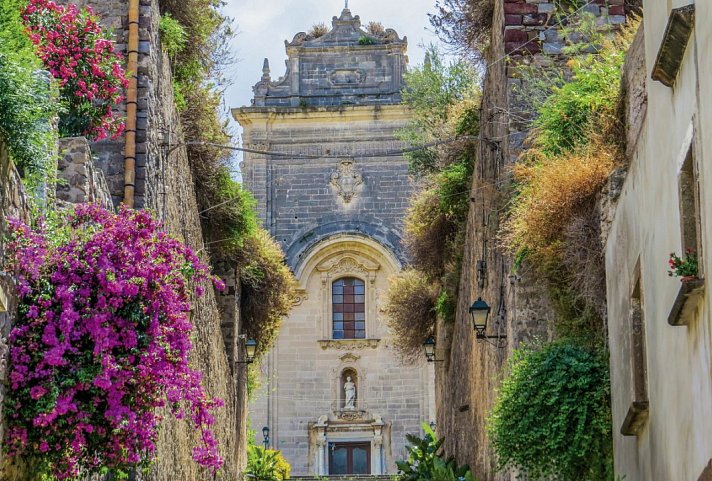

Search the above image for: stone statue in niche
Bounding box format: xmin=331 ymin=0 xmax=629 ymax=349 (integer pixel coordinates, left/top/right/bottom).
xmin=330 ymin=160 xmax=363 ymax=203
xmin=344 ymin=376 xmax=356 ymax=409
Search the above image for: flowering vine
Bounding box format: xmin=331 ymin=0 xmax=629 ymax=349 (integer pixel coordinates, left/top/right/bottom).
xmin=4 ymin=205 xmax=225 ymax=479
xmin=21 ymin=0 xmax=128 ymax=140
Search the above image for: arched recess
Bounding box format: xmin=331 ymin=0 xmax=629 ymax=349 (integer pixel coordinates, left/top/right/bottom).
xmin=294 ymin=234 xmax=401 ymax=340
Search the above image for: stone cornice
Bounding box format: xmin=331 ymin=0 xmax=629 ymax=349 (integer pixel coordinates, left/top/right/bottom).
xmin=318 ymin=338 xmax=380 ymax=350
xmin=233 ymin=104 xmax=410 ymax=126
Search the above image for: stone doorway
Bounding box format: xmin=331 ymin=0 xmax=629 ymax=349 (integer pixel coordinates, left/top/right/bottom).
xmin=329 ymin=442 xmax=371 ymax=475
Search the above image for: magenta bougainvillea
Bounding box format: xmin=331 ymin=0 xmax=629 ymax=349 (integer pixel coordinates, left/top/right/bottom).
xmin=4 ymin=205 xmax=225 ymax=479
xmin=21 ymin=0 xmax=128 ymax=140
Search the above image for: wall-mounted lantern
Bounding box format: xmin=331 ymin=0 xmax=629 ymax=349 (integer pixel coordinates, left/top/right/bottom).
xmin=423 ymin=336 xmax=443 ymax=362
xmin=262 ymin=425 xmax=270 ymax=449
xmin=237 ymin=337 xmax=258 ymax=364
xmin=469 ymin=298 xmax=506 ymax=347
xmin=429 ymin=421 xmax=437 ymax=432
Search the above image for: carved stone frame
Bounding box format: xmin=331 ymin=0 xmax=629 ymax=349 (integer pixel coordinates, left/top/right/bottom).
xmin=317 ymin=255 xmax=380 ymax=341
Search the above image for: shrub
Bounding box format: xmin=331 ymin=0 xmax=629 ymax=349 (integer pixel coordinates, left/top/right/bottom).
xmin=4 ymin=205 xmax=225 ymax=479
xmin=240 ymin=230 xmax=298 ymax=358
xmin=0 ymin=0 xmax=56 ymax=179
xmin=358 ymin=35 xmax=377 ymax=45
xmin=397 ymin=424 xmax=477 ymax=481
xmin=366 ymin=21 xmax=385 ymax=36
xmin=384 ymin=269 xmax=439 ymax=362
xmin=160 ymin=13 xmax=188 ymax=58
xmin=488 ymin=341 xmax=613 ymax=481
xmin=22 ymin=0 xmax=129 ymax=140
xmin=246 ymin=446 xmax=291 ymax=481
xmin=428 ymin=0 xmax=494 ymax=62
xmin=308 ymin=22 xmax=328 ymax=39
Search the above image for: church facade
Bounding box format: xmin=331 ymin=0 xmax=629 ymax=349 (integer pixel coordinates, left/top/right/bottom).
xmin=233 ymin=6 xmax=435 ymax=476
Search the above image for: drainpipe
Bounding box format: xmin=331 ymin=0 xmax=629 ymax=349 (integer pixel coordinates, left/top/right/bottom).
xmin=123 ymin=0 xmax=139 ymax=208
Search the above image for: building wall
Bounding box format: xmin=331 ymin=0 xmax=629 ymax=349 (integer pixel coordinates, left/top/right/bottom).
xmin=235 ymin=10 xmax=435 ymax=474
xmin=606 ymin=3 xmax=712 ymax=481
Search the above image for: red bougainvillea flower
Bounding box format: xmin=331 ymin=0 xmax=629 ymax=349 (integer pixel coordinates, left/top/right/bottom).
xmin=4 ymin=205 xmax=224 ymax=479
xmin=22 ymin=0 xmax=128 ymax=140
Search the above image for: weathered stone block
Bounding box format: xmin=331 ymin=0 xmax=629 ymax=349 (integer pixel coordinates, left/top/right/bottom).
xmin=504 ymin=2 xmax=538 ymax=14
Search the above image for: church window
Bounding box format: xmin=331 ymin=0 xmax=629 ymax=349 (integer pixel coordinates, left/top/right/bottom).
xmin=332 ymin=278 xmax=366 ymax=339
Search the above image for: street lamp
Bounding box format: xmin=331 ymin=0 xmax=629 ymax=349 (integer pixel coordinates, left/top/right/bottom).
xmin=423 ymin=336 xmax=443 ymax=362
xmin=469 ymin=297 xmax=506 ymax=346
xmin=262 ymin=426 xmax=270 ymax=450
xmin=429 ymin=421 xmax=437 ymax=432
xmin=237 ymin=337 xmax=258 ymax=364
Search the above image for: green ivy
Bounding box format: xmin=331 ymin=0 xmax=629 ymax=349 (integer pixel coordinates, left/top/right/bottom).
xmin=487 ymin=341 xmax=613 ymax=481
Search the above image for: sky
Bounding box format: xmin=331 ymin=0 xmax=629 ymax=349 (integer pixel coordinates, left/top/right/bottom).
xmin=220 ymin=0 xmax=444 ymax=124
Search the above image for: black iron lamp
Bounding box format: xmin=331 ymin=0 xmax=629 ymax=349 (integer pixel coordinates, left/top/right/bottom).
xmin=423 ymin=336 xmax=443 ymax=362
xmin=237 ymin=337 xmax=258 ymax=364
xmin=262 ymin=426 xmax=270 ymax=449
xmin=429 ymin=421 xmax=437 ymax=432
xmin=469 ymin=297 xmax=506 ymax=345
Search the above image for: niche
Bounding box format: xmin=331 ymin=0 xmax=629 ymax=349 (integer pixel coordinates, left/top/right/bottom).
xmin=340 ymin=368 xmax=358 ymax=410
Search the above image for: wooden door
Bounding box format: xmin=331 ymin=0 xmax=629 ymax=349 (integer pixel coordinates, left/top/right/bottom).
xmin=329 ymin=442 xmax=371 ymax=475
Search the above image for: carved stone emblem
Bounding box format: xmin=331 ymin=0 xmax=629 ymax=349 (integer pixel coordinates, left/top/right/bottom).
xmin=330 ymin=160 xmax=363 ymax=203
xmin=318 ymin=339 xmax=380 ymax=350
xmin=329 ymin=69 xmax=366 ymax=86
xmin=335 ymin=410 xmax=370 ymax=421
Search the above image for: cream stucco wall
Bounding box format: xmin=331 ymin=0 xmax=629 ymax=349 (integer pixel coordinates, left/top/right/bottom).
xmin=607 ymin=3 xmax=712 ymax=480
xmin=248 ymin=235 xmax=435 ymax=475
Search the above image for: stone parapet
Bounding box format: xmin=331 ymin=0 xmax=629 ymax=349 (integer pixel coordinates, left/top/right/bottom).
xmin=57 ymin=137 xmax=113 ymax=209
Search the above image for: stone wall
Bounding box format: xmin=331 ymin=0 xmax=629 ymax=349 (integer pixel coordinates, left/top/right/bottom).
xmin=56 ymin=137 xmax=114 ymax=209
xmin=0 ymin=140 xmax=32 ymax=475
xmin=52 ymin=0 xmax=245 ymax=478
xmin=434 ymin=1 xmax=623 ymax=480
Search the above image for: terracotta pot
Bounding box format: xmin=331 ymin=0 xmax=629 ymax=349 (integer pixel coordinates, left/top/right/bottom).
xmin=681 ymin=276 xmax=699 ymax=282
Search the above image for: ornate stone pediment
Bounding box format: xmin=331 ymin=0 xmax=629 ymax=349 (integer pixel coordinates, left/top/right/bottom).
xmin=330 ymin=160 xmax=363 ymax=203
xmin=335 ymin=410 xmax=370 ymax=422
xmin=316 ymin=255 xmax=379 ymax=276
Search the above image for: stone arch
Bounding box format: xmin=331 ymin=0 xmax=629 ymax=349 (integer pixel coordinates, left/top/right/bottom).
xmin=294 ymin=234 xmax=401 ymax=340
xmin=284 ymin=215 xmax=406 ymax=271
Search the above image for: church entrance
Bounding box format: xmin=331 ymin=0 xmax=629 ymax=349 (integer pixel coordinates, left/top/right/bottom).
xmin=329 ymin=442 xmax=371 ymax=475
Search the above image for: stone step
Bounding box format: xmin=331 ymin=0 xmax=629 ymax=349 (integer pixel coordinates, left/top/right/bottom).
xmin=291 ymin=476 xmax=396 ymax=481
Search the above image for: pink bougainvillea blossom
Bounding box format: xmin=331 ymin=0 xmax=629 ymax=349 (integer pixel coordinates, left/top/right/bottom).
xmin=22 ymin=0 xmax=128 ymax=140
xmin=5 ymin=205 xmax=224 ymax=479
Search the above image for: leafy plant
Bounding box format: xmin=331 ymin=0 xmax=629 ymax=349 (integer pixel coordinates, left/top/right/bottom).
xmin=358 ymin=35 xmax=377 ymax=45
xmin=668 ymin=249 xmax=699 ymax=278
xmin=0 ymin=0 xmax=56 ymax=180
xmin=22 ymin=0 xmax=129 ymax=140
xmin=397 ymin=424 xmax=476 ymax=481
xmin=4 ymin=205 xmax=225 ymax=479
xmin=487 ymin=341 xmax=613 ymax=481
xmin=308 ymin=22 xmax=328 ymax=39
xmin=246 ymin=446 xmax=291 ymax=481
xmin=160 ymin=13 xmax=188 ymax=58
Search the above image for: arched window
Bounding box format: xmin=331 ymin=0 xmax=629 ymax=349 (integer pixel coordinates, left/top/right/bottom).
xmin=332 ymin=278 xmax=365 ymax=339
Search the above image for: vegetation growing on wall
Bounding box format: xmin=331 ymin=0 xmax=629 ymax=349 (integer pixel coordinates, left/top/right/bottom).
xmin=428 ymin=0 xmax=494 ymax=62
xmin=503 ymin=20 xmax=636 ymax=342
xmin=156 ymin=0 xmax=296 ymax=356
xmin=22 ymin=0 xmax=129 ymax=140
xmin=4 ymin=205 xmax=225 ymax=479
xmin=384 ymin=48 xmax=480 ymax=358
xmin=0 ymin=0 xmax=56 ymax=180
xmin=487 ymin=341 xmax=613 ymax=481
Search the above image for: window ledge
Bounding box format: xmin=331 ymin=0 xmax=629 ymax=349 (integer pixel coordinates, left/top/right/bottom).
xmin=668 ymin=278 xmax=705 ymax=326
xmin=318 ymin=338 xmax=380 ymax=350
xmin=620 ymin=401 xmax=649 ymax=436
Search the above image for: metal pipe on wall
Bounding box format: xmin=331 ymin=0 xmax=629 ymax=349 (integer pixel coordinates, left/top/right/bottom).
xmin=123 ymin=0 xmax=139 ymax=207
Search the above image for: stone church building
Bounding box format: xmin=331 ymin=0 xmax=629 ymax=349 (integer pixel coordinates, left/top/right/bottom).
xmin=233 ymin=6 xmax=435 ymax=476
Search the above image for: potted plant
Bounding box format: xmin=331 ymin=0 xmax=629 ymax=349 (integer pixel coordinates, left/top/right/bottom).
xmin=668 ymin=249 xmax=699 ymax=281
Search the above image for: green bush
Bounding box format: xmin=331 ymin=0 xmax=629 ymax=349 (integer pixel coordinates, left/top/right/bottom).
xmin=397 ymin=424 xmax=477 ymax=481
xmin=0 ymin=0 xmax=56 ymax=180
xmin=487 ymin=341 xmax=613 ymax=481
xmin=159 ymin=13 xmax=188 ymax=58
xmin=246 ymin=446 xmax=291 ymax=481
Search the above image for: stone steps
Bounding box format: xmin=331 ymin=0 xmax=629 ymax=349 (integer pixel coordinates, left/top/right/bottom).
xmin=291 ymin=475 xmax=396 ymax=481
